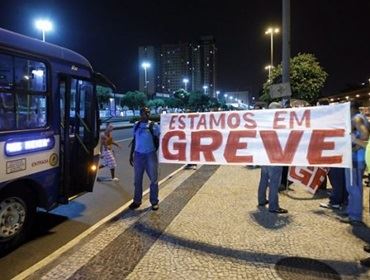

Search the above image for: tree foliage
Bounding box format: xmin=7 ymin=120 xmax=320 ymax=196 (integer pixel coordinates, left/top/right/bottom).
xmin=147 ymin=98 xmax=165 ymax=113
xmin=96 ymin=85 xmax=112 ymax=109
xmin=261 ymin=53 xmax=328 ymax=104
xmin=188 ymin=91 xmax=211 ymax=111
xmin=121 ymin=91 xmax=147 ymax=114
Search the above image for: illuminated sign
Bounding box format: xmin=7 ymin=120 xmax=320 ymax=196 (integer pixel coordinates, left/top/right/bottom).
xmin=5 ymin=136 xmax=55 ymax=156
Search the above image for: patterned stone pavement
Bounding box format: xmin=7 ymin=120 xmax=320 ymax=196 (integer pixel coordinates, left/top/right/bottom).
xmin=27 ymin=166 xmax=370 ymax=280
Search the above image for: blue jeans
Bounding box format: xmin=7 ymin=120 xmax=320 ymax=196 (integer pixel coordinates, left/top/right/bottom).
xmin=133 ymin=151 xmax=159 ymax=205
xmin=258 ymin=166 xmax=283 ymax=211
xmin=345 ymin=164 xmax=365 ymax=221
xmin=328 ymin=168 xmax=347 ymax=205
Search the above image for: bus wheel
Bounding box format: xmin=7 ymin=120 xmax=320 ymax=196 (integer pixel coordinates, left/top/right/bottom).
xmin=0 ymin=189 xmax=36 ymax=256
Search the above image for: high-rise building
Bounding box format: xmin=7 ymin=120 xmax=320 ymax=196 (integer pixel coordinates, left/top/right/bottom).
xmin=158 ymin=43 xmax=190 ymax=94
xmin=199 ymin=36 xmax=217 ymax=97
xmin=138 ymin=46 xmax=156 ymax=98
xmin=138 ymin=36 xmax=217 ymax=98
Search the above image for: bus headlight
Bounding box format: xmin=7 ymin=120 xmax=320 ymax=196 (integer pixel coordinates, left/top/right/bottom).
xmin=90 ymin=164 xmax=97 ymax=172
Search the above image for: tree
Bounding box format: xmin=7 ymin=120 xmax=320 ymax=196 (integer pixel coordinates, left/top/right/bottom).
xmin=188 ymin=91 xmax=210 ymax=111
xmin=121 ymin=91 xmax=147 ymax=115
xmin=96 ymin=85 xmax=112 ymax=109
xmin=173 ymin=89 xmax=189 ymax=108
xmin=147 ymin=98 xmax=165 ymax=114
xmin=208 ymin=97 xmax=221 ymax=111
xmin=261 ymin=53 xmax=328 ymax=104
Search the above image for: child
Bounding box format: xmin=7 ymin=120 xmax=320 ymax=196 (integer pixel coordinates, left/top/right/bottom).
xmin=99 ymin=123 xmax=120 ymax=181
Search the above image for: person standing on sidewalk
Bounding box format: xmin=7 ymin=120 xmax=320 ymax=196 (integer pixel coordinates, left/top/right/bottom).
xmin=257 ymin=102 xmax=288 ymax=214
xmin=340 ymin=102 xmax=369 ymax=225
xmin=129 ymin=107 xmax=160 ymax=211
xmin=99 ymin=123 xmax=120 ymax=181
xmin=319 ymin=168 xmax=347 ymax=210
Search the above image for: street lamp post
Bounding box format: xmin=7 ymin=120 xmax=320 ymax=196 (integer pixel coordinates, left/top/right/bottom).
xmin=265 ymin=65 xmax=273 ymax=82
xmin=35 ymin=19 xmax=53 ymax=42
xmin=265 ymin=27 xmax=279 ymax=67
xmin=183 ymin=78 xmax=189 ymax=92
xmin=203 ymin=85 xmax=208 ymax=95
xmin=216 ymin=90 xmax=220 ymax=101
xmin=141 ymin=62 xmax=151 ymax=94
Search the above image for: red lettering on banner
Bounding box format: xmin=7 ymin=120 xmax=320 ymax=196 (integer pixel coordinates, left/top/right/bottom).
xmin=188 ymin=114 xmax=199 ymax=129
xmin=289 ymin=167 xmax=312 ymax=185
xmin=169 ymin=115 xmax=178 ymax=129
xmin=196 ymin=114 xmax=207 ymax=130
xmin=273 ymin=111 xmax=287 ymax=129
xmin=289 ymin=110 xmax=311 ymax=129
xmin=210 ymin=113 xmax=226 ymax=129
xmin=227 ymin=113 xmax=240 ymax=129
xmin=191 ymin=130 xmax=222 ymax=161
xmin=260 ymin=130 xmax=303 ymax=163
xmin=243 ymin=112 xmax=257 ymax=129
xmin=224 ymin=131 xmax=256 ymax=163
xmin=178 ymin=115 xmax=186 ymax=129
xmin=307 ymin=129 xmax=344 ymax=164
xmin=310 ymin=167 xmax=328 ymax=190
xmin=288 ymin=166 xmax=328 ymax=193
xmin=162 ymin=131 xmax=186 ymax=160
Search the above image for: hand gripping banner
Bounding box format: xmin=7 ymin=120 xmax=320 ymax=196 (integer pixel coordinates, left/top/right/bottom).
xmin=159 ymin=103 xmax=352 ymax=168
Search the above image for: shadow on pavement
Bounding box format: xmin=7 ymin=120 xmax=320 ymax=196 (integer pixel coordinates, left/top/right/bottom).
xmin=134 ymin=221 xmax=366 ymax=277
xmin=283 ymin=188 xmax=329 ymax=201
xmin=250 ymin=208 xmax=292 ymax=229
xmin=352 ymin=225 xmax=370 ymax=245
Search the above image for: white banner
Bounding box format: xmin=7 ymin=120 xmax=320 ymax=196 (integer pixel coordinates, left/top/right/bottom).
xmin=288 ymin=166 xmax=329 ymax=194
xmin=159 ymin=103 xmax=352 ymax=168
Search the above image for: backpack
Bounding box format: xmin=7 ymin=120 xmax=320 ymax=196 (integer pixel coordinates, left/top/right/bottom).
xmin=131 ymin=121 xmax=159 ymax=151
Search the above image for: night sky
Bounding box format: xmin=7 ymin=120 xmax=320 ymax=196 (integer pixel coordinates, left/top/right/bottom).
xmin=1 ymin=0 xmax=369 ymax=96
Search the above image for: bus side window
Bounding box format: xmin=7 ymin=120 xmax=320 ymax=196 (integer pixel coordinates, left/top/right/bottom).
xmin=0 ymin=92 xmax=15 ymax=130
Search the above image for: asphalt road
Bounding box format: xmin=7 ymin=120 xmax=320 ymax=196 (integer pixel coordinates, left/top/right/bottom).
xmin=0 ymin=128 xmax=182 ymax=280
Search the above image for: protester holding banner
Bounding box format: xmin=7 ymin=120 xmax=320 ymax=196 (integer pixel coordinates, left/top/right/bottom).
xmin=257 ymin=102 xmax=288 ymax=214
xmin=129 ymin=107 xmax=161 ymax=211
xmin=340 ymin=102 xmax=369 ymax=225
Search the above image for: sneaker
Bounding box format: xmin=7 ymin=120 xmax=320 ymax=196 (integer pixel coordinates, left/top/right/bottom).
xmin=112 ymin=177 xmax=119 ymax=182
xmin=151 ymin=204 xmax=159 ymax=211
xmin=319 ymin=202 xmax=340 ymax=209
xmin=129 ymin=201 xmax=141 ymax=210
xmin=269 ymin=208 xmax=288 ymax=214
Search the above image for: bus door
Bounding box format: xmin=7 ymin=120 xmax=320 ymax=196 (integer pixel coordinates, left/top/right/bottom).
xmin=59 ymin=76 xmax=97 ymax=199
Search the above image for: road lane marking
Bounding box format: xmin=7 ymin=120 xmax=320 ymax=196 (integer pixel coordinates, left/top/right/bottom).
xmin=12 ymin=165 xmax=186 ymax=280
xmin=116 ymin=138 xmax=132 ymax=143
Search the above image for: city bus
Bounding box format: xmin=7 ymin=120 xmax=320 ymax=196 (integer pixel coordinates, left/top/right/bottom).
xmin=0 ymin=27 xmax=114 ymax=254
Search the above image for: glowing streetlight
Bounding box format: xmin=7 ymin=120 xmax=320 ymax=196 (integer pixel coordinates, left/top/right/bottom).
xmin=265 ymin=65 xmax=273 ymax=81
xmin=265 ymin=27 xmax=279 ymax=67
xmin=203 ymin=85 xmax=208 ymax=94
xmin=183 ymin=78 xmax=189 ymax=91
xmin=216 ymin=90 xmax=220 ymax=100
xmin=141 ymin=62 xmax=151 ymax=91
xmin=35 ymin=19 xmax=53 ymax=42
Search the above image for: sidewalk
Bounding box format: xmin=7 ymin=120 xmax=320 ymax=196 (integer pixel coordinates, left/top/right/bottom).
xmin=25 ymin=166 xmax=370 ymax=280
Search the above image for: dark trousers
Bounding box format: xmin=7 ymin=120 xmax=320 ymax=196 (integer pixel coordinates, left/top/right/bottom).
xmin=328 ymin=168 xmax=347 ymax=205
